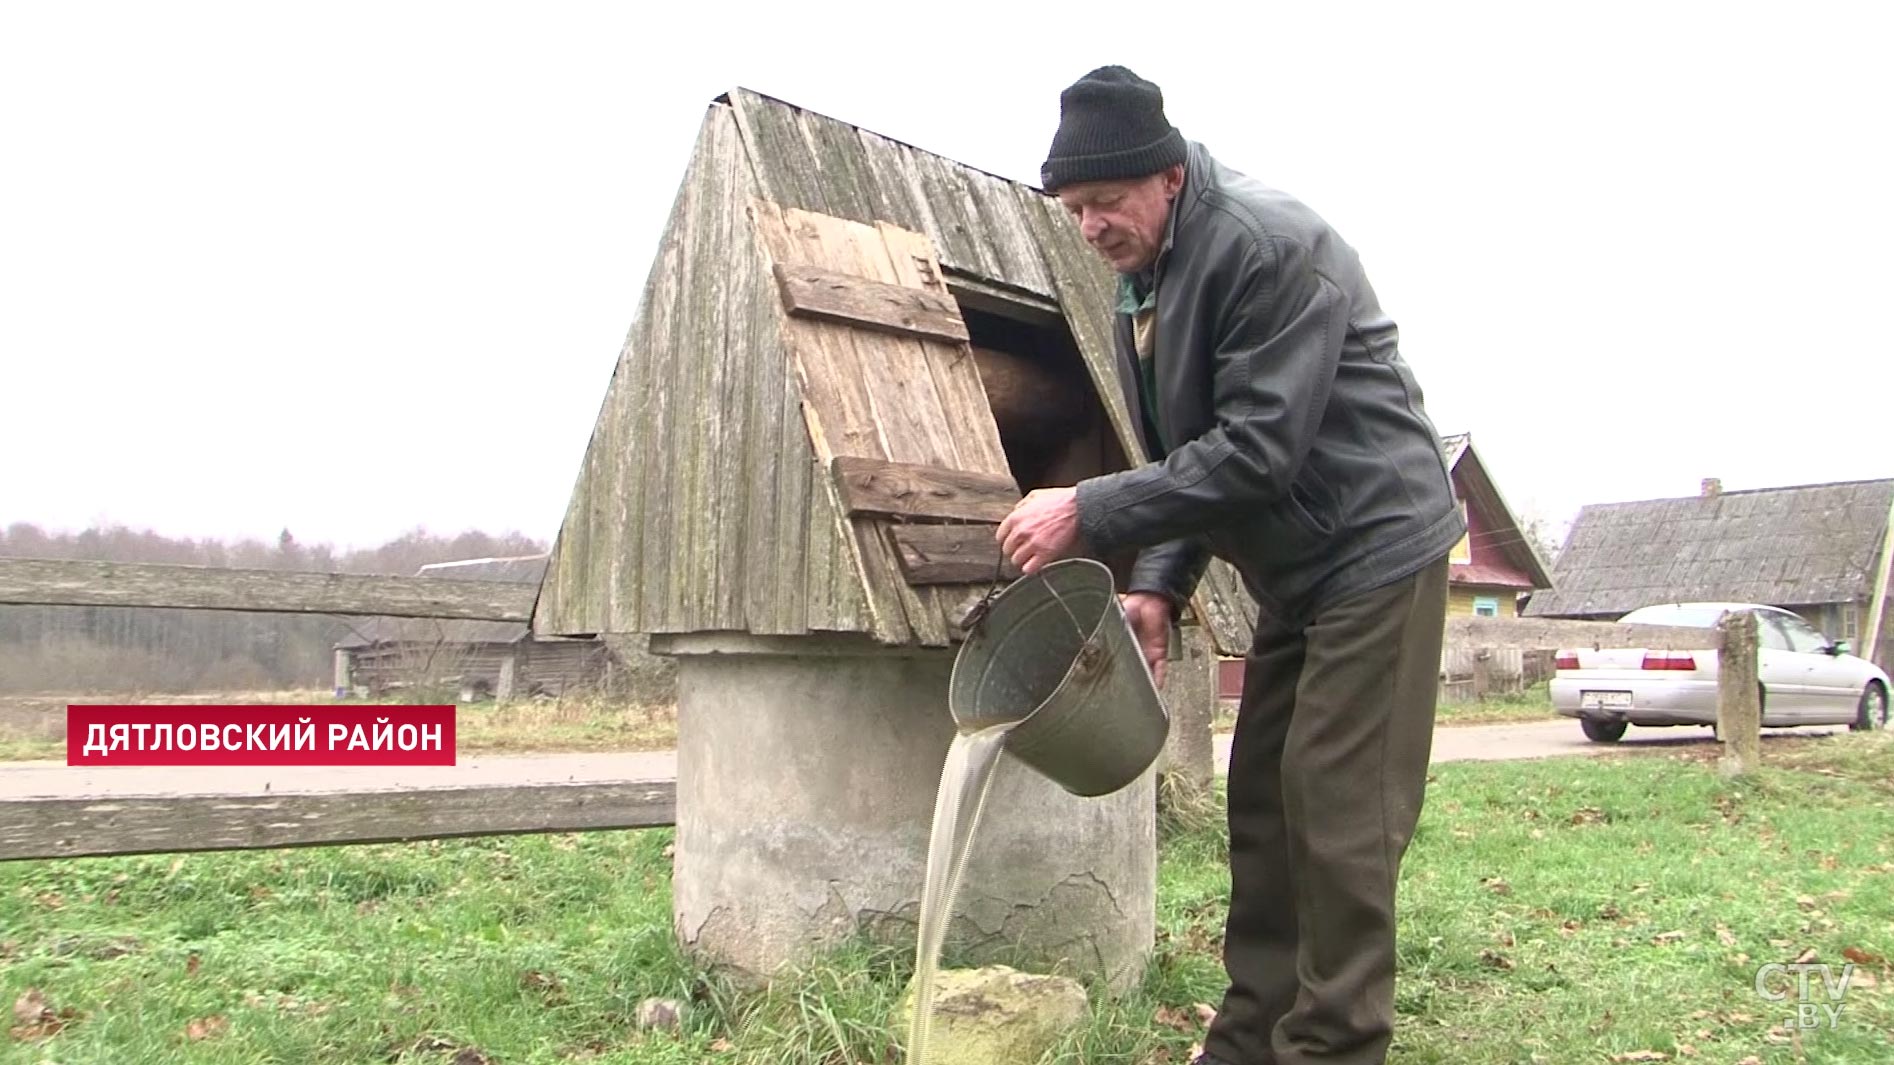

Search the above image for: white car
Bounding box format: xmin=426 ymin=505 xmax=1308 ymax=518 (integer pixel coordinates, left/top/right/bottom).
xmin=1550 ymin=602 xmax=1891 ymax=742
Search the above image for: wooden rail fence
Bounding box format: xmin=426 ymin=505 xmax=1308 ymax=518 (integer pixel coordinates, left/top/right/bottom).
xmin=0 ymin=557 xmax=1766 ymax=862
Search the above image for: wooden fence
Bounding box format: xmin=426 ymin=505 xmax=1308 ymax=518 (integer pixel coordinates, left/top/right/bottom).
xmin=0 ymin=557 xmax=1765 ymax=862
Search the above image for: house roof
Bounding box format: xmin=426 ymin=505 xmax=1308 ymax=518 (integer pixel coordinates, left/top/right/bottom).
xmin=337 ymin=555 xmax=547 ymax=648
xmin=1440 ymin=433 xmax=1554 ymax=590
xmin=1523 ymin=477 xmax=1894 ymax=618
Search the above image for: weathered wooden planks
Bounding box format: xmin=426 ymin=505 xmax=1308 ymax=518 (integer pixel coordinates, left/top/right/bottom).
xmin=0 ymin=781 xmax=675 ymax=862
xmin=831 ymin=457 xmax=1020 ymax=523
xmin=729 ymin=90 xmax=1058 ymax=300
xmin=0 ymin=558 xmax=534 ymax=622
xmin=774 ymin=263 xmax=970 ymax=344
xmin=891 ymin=526 xmax=1021 ymax=584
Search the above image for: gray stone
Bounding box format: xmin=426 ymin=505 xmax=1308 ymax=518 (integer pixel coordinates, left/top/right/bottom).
xmin=896 ymin=965 xmax=1090 ymax=1065
xmin=656 ymin=633 xmax=1156 ymax=994
xmin=634 ymin=997 xmax=687 ymax=1031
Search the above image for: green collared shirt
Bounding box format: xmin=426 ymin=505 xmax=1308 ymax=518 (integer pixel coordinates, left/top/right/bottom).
xmin=1119 ymin=269 xmax=1164 ymax=450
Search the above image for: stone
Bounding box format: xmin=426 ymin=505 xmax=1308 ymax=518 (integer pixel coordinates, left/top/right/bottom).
xmin=895 ymin=965 xmax=1089 ymax=1065
xmin=634 ymin=997 xmax=687 ymax=1032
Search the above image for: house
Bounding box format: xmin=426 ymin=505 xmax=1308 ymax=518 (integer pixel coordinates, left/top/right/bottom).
xmin=1216 ymin=432 xmax=1554 ymax=698
xmin=1522 ymin=476 xmax=1894 ymax=674
xmin=334 ymin=555 xmax=615 ymax=700
xmin=1441 ymin=433 xmax=1555 ymax=617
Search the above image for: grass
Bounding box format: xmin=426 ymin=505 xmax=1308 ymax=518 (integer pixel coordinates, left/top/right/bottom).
xmin=1212 ymin=682 xmax=1560 ymax=734
xmin=5 ymin=733 xmax=1892 ymax=1062
xmin=1431 ymin=680 xmax=1561 ymax=726
xmin=0 ymin=691 xmax=679 ymax=762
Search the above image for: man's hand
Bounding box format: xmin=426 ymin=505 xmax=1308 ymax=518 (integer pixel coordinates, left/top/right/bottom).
xmin=1120 ymin=591 xmax=1174 ymax=689
xmin=997 ymin=486 xmax=1082 ymax=575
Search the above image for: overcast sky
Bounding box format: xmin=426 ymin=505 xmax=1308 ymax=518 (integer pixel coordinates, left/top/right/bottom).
xmin=3 ymin=1 xmax=1888 ymax=554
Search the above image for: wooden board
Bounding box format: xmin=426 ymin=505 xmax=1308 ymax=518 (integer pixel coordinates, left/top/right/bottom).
xmin=0 ymin=781 xmax=674 ymax=862
xmin=0 ymin=558 xmax=535 ymax=622
xmin=831 ymin=456 xmax=1020 ymax=523
xmin=892 ymin=525 xmax=1022 ymax=584
xmin=774 ymin=263 xmax=970 ymax=344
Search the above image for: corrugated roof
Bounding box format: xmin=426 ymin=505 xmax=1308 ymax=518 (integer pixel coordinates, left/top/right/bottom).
xmin=1524 ymin=478 xmax=1894 ymax=618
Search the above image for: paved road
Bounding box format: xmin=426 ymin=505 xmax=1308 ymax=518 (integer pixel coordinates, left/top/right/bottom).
xmin=1 ymin=720 xmax=1849 ymax=800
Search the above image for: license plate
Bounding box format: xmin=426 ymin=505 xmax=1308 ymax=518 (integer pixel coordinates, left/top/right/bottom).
xmin=1581 ymin=690 xmax=1632 ymax=710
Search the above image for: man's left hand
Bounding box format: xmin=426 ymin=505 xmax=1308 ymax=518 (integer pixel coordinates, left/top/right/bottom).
xmin=997 ymin=486 xmax=1082 ymax=575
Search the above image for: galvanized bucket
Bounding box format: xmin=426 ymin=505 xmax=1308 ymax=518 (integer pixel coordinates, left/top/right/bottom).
xmin=948 ymin=557 xmax=1169 ymax=797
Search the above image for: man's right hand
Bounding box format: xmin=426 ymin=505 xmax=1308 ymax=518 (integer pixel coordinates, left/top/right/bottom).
xmin=1120 ymin=591 xmax=1175 ymax=689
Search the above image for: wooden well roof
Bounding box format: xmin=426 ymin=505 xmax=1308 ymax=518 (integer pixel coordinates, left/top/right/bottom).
xmin=532 ymin=89 xmax=1256 ymax=653
xmin=1524 ymin=478 xmax=1894 ymax=618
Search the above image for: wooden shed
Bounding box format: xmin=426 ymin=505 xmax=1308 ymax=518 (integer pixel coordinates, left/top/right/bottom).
xmin=532 ymin=88 xmax=1254 ymax=653
xmin=337 ymin=555 xmax=613 ymax=699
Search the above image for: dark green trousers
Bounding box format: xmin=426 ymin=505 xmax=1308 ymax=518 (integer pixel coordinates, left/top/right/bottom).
xmin=1203 ymin=555 xmax=1449 ymax=1065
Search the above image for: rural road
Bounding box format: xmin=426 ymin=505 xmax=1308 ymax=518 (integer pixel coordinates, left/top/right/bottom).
xmin=0 ymin=719 xmax=1845 ymax=799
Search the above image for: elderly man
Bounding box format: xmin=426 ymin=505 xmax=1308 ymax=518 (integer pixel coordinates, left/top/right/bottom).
xmin=996 ymin=66 xmax=1464 ymax=1065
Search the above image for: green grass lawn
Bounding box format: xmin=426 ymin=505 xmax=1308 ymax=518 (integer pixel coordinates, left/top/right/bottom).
xmin=5 ymin=735 xmax=1891 ymax=1063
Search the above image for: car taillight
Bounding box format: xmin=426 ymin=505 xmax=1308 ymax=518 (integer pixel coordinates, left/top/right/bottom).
xmin=1641 ymin=652 xmax=1697 ymax=671
xmin=1555 ymin=652 xmax=1581 ymax=670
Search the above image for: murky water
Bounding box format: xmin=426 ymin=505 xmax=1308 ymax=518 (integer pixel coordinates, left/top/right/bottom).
xmin=905 ymin=721 xmax=1016 ymax=1065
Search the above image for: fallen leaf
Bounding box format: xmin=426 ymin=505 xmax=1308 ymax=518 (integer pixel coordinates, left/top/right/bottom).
xmin=520 ymin=970 xmax=566 ymax=1002
xmin=661 ymin=843 xmax=676 ymax=860
xmin=1734 ymin=1058 xmax=1763 ymax=1065
xmin=1495 ymin=929 xmax=1517 ymax=948
xmin=1609 ymin=1052 xmax=1668 ymax=1062
xmin=1154 ymin=1005 xmax=1194 ymax=1033
xmin=185 ymin=1015 xmax=229 ymax=1040
xmin=1727 ymin=1011 xmax=1754 ymax=1023
xmin=1677 ymin=1046 xmax=1698 ymax=1058
xmin=709 ymin=1037 xmax=735 ymax=1052
xmin=1651 ymin=930 xmax=1687 ymax=946
xmin=1193 ymin=1003 xmax=1217 ymax=1026
xmin=1851 ymin=969 xmax=1879 ymax=990
xmin=186 ymin=953 xmax=201 ymax=976
xmin=1482 ymin=877 xmax=1513 ymax=896
xmin=1479 ymin=949 xmax=1515 ymax=971
xmin=1715 ymin=925 xmax=1738 ymax=947
xmin=1843 ymin=946 xmax=1885 ymax=966
xmin=8 ymin=989 xmax=78 ymax=1042
xmin=1598 ymin=903 xmax=1624 ymax=920
xmin=1795 ymin=895 xmax=1817 ymax=910
xmin=450 ymin=1051 xmax=492 ymax=1065
xmin=1792 ymin=947 xmax=1819 ymax=965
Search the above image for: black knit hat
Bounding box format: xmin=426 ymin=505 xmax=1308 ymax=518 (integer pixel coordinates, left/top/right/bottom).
xmin=1040 ymin=65 xmax=1187 ymax=192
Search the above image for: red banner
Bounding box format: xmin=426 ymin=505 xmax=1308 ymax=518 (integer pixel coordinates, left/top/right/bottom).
xmin=67 ymin=705 xmax=457 ymax=766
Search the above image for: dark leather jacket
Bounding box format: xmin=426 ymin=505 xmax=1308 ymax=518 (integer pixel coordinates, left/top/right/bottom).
xmin=1074 ymin=142 xmax=1465 ymax=628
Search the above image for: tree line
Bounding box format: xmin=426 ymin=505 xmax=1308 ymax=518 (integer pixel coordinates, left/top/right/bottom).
xmin=0 ymin=523 xmax=548 ymax=694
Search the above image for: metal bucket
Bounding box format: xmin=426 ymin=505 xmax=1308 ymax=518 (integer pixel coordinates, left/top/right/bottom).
xmin=948 ymin=558 xmax=1169 ymax=797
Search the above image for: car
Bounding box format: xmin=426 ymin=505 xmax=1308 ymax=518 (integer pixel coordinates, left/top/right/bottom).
xmin=1550 ymin=601 xmax=1891 ymax=742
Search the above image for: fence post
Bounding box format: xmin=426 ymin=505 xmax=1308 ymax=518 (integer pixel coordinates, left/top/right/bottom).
xmin=1716 ymin=611 xmax=1761 ymax=776
xmin=333 ymin=649 xmax=353 ymax=699
xmin=496 ymin=651 xmax=519 ymax=701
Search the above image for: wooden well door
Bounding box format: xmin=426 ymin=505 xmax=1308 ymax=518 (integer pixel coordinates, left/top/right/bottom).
xmin=752 ymin=200 xmax=1023 ymax=646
